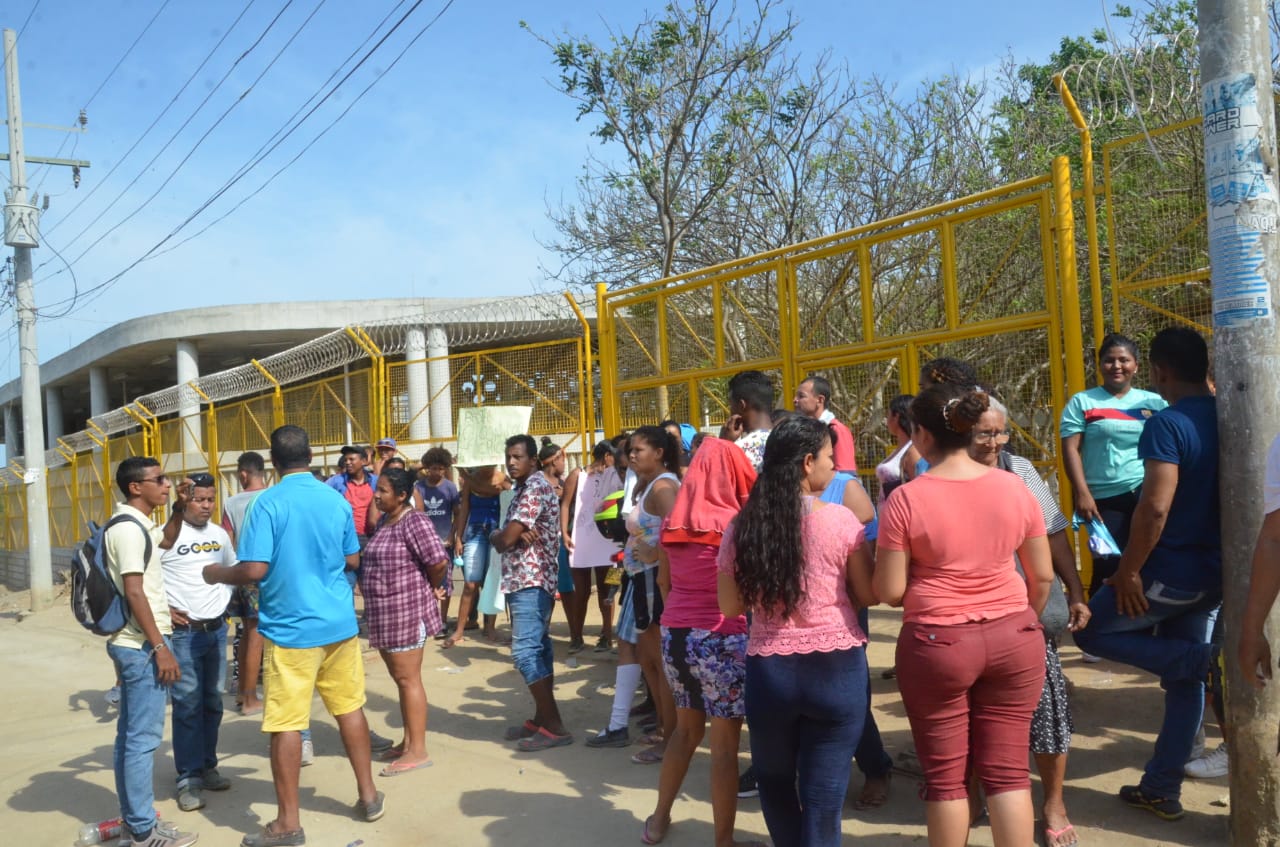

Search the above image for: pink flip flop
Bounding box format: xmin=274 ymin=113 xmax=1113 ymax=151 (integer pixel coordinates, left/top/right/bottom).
xmin=378 ymin=758 xmax=434 ymax=777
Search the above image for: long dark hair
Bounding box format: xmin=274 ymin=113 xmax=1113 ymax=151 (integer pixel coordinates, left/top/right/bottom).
xmin=732 ymin=415 xmax=831 ymax=618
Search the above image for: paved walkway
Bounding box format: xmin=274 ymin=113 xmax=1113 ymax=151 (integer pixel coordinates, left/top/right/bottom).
xmin=2 ymin=589 xmax=1229 ymax=846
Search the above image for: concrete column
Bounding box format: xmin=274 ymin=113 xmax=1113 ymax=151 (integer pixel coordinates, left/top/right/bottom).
xmin=426 ymin=325 xmax=453 ymax=438
xmin=4 ymin=403 xmax=19 ymax=458
xmin=44 ymin=386 xmax=63 ymax=445
xmin=405 ymin=326 xmax=431 ymax=441
xmin=175 ymin=340 xmax=202 ymax=458
xmin=89 ymin=366 xmax=109 ymax=418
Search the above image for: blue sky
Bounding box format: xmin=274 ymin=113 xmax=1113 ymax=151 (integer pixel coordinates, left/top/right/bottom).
xmin=2 ymin=0 xmax=1115 ymax=384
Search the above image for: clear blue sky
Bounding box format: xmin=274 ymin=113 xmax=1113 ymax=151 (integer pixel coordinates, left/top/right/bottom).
xmin=2 ymin=0 xmax=1114 ymax=385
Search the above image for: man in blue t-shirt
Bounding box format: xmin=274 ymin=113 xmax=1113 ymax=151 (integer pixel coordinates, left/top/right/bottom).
xmin=203 ymin=426 xmax=384 ymax=845
xmin=1074 ymin=327 xmax=1220 ymax=822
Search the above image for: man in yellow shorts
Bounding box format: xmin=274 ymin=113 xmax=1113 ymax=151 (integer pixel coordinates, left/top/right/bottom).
xmin=204 ymin=425 xmax=381 ymax=847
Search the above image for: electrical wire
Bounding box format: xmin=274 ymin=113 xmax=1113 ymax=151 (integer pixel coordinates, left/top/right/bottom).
xmin=183 ymin=0 xmax=410 ymax=204
xmin=39 ymin=0 xmax=455 ymax=317
xmin=2 ymin=0 xmax=42 ymax=65
xmin=38 ymin=0 xmax=303 ymax=266
xmin=30 ymin=232 xmax=78 ymax=319
xmin=154 ymin=0 xmax=452 ymax=260
xmin=82 ymin=0 xmax=173 ymax=111
xmin=42 ymin=0 xmax=260 ymax=237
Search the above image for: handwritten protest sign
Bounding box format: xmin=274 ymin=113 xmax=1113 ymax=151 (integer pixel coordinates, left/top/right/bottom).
xmin=454 ymin=406 xmax=533 ymax=468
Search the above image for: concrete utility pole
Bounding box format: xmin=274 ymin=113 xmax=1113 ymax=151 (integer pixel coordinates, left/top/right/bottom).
xmin=3 ymin=28 xmax=54 ymax=611
xmin=1198 ymin=1 xmax=1280 ymax=842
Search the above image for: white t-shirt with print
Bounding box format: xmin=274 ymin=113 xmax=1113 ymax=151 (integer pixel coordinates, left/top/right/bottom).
xmin=161 ymin=521 xmax=236 ymax=621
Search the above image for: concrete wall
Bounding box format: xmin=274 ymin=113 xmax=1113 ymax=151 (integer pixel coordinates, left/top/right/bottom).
xmin=1 ymin=547 xmax=74 ymax=592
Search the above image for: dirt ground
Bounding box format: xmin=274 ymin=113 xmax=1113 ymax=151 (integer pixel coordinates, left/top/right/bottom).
xmin=2 ymin=584 xmax=1231 ymax=847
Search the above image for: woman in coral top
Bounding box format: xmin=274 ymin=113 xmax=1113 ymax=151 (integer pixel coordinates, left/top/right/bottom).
xmin=717 ymin=415 xmax=875 ymax=847
xmin=875 ymin=384 xmax=1053 ymax=847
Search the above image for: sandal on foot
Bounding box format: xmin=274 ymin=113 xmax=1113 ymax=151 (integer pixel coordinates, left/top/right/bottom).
xmin=1042 ymin=823 xmax=1078 ymax=847
xmin=636 ymin=731 xmax=664 ymax=746
xmin=504 ymin=720 xmax=539 ymax=741
xmin=516 ymin=727 xmax=575 ymax=752
xmin=631 ymin=746 xmax=664 ymax=765
xmin=852 ymin=773 xmax=891 ymax=810
xmin=379 ymin=758 xmax=434 ymax=777
xmin=640 ymin=815 xmax=667 ymax=844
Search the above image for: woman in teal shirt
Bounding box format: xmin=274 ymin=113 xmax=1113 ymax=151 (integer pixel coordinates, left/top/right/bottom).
xmin=1059 ymin=334 xmax=1167 ymax=594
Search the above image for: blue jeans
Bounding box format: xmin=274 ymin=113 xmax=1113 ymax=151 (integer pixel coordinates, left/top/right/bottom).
xmin=1074 ymin=580 xmax=1220 ymax=799
xmin=107 ymin=639 xmax=170 ymax=838
xmin=507 ymin=587 xmax=554 ymax=685
xmin=170 ymin=623 xmax=227 ymax=789
xmin=462 ymin=521 xmax=496 ymax=584
xmin=746 ymin=647 xmax=868 ymax=847
xmin=855 ymin=608 xmax=893 ymax=779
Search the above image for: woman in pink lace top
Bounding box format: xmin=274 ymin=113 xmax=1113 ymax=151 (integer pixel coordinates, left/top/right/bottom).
xmin=716 ymin=415 xmax=875 ymax=847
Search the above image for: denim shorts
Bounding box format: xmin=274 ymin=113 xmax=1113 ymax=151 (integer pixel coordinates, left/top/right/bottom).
xmin=461 ymin=521 xmax=495 ymax=584
xmin=507 ymin=587 xmax=554 ymax=685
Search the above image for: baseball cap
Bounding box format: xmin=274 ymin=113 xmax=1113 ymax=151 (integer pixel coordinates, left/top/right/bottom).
xmin=376 ymin=437 xmax=397 ymax=450
xmin=339 ymin=445 xmax=363 ymax=456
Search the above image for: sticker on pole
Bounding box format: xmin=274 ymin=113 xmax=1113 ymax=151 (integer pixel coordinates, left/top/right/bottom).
xmin=1203 ymin=72 xmax=1277 ymax=328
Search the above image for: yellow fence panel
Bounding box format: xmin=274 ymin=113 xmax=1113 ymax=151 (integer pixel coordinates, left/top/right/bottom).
xmin=1102 ymin=118 xmax=1212 ymax=335
xmin=280 ymin=369 xmax=373 ymax=450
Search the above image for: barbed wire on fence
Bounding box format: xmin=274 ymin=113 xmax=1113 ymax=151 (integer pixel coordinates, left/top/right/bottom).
xmin=0 ymin=293 xmax=594 ymax=486
xmin=1055 ymin=26 xmax=1199 ymax=130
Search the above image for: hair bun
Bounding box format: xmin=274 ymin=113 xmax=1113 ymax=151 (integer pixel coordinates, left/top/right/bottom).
xmin=540 ymin=436 xmax=552 ymax=447
xmin=944 ymin=390 xmax=989 ymax=434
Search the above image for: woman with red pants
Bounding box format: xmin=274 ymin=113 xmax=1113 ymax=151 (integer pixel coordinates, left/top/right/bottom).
xmin=875 ymin=384 xmax=1053 ymax=847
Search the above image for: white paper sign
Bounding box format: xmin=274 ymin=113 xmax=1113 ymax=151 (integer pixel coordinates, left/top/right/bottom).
xmin=454 ymin=406 xmax=533 ymax=468
xmin=1203 ymin=72 xmax=1276 ymax=327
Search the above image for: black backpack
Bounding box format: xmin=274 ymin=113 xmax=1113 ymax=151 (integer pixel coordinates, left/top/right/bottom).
xmin=71 ymin=514 xmax=152 ymax=636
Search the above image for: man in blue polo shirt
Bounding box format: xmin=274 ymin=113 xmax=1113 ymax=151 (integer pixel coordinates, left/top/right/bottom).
xmin=1074 ymin=327 xmax=1220 ymax=822
xmin=204 ymin=425 xmax=383 ymax=847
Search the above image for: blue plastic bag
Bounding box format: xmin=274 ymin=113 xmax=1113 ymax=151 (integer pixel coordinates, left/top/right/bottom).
xmin=1072 ymin=514 xmax=1121 ymax=557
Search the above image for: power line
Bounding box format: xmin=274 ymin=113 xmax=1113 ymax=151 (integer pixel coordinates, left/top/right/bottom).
xmin=154 ymin=0 xmax=453 ymax=261
xmin=39 ymin=0 xmax=302 ymax=264
xmin=82 ymin=0 xmax=173 ymax=111
xmin=41 ymin=0 xmax=260 ymax=236
xmin=1 ymin=0 xmax=42 ymax=65
xmin=40 ymin=0 xmax=455 ymax=317
xmin=194 ymin=0 xmax=410 ymax=202
xmin=30 ymin=232 xmax=77 ymax=319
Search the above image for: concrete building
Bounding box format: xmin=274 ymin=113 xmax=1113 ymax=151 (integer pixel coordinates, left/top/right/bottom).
xmin=0 ymin=295 xmax=591 ymax=457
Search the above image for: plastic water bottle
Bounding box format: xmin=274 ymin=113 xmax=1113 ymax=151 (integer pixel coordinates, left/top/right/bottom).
xmin=76 ymin=817 xmax=123 ymax=845
xmin=453 ymin=555 xmax=465 ymax=569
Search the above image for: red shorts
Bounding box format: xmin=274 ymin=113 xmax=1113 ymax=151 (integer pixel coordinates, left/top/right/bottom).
xmin=896 ymin=606 xmax=1045 ymax=801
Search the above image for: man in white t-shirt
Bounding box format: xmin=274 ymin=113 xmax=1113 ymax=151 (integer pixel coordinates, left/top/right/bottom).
xmin=161 ymin=472 xmax=236 ymax=813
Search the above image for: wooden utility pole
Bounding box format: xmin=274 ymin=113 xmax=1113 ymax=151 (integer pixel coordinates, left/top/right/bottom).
xmin=1198 ymin=1 xmax=1280 ymax=842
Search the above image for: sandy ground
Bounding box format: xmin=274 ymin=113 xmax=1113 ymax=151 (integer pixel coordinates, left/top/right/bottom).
xmin=2 ymin=584 xmax=1231 ymax=847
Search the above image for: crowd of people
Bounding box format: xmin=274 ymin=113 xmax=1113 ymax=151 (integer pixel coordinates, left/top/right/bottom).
xmin=94 ymin=324 xmax=1278 ymax=847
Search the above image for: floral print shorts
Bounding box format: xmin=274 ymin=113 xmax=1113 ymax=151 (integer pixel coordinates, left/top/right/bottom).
xmin=661 ymin=627 xmax=748 ymax=719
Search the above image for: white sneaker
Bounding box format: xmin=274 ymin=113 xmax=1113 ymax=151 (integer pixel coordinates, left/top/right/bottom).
xmin=1184 ymin=743 xmax=1228 ymax=778
xmin=105 ymin=686 xmax=121 ymax=705
xmin=1081 ymin=652 xmax=1103 ymax=664
xmin=300 ymin=738 xmax=314 ymax=767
